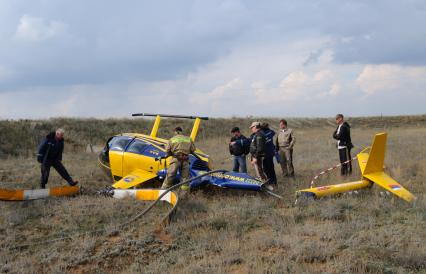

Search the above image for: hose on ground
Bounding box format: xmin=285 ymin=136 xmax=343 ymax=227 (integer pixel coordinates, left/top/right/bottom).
xmin=1 ymin=169 xmax=228 ymax=251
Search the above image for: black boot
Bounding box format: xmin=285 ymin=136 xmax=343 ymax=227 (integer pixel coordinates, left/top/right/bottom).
xmin=68 ymin=180 xmax=79 ymax=186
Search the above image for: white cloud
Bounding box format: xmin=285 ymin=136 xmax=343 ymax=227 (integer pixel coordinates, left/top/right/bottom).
xmin=14 ymin=14 xmax=67 ymax=42
xmin=313 ymin=69 xmax=334 ymax=81
xmin=254 ymin=70 xmax=341 ymax=104
xmin=356 ymin=64 xmax=426 ymax=95
xmin=189 ymin=78 xmax=244 ymax=113
xmin=329 ymin=83 xmax=341 ymax=96
xmin=280 ymin=71 xmax=308 ymax=88
xmin=206 ymin=78 xmax=243 ymax=100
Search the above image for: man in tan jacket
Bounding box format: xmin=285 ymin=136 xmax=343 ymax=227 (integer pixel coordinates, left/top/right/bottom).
xmin=275 ymin=119 xmax=296 ymax=177
xmin=161 ymin=127 xmax=196 ymax=189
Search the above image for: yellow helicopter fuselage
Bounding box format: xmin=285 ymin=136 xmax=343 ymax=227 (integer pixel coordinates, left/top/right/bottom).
xmin=99 ymin=115 xmax=210 ymax=189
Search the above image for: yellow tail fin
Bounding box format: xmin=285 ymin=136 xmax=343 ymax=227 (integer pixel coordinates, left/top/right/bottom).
xmin=363 ymin=132 xmax=386 ymax=174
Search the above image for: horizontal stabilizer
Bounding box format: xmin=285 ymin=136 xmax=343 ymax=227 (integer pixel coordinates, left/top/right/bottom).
xmin=112 ymin=169 xmax=157 ymax=189
xmin=363 ymin=172 xmax=416 ymax=202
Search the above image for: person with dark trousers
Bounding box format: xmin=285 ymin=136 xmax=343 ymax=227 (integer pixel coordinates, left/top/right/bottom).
xmin=37 ymin=129 xmax=78 ymax=189
xmin=229 ymin=127 xmax=250 ymax=173
xmin=333 ymin=114 xmax=353 ymax=176
xmin=260 ymin=122 xmax=277 ymax=186
xmin=249 ymin=122 xmax=267 ymax=182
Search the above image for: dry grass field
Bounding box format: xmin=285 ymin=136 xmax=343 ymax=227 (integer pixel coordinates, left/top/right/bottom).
xmin=0 ymin=116 xmax=425 ymax=273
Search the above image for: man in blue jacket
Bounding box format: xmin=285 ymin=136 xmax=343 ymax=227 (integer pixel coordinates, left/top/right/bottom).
xmin=229 ymin=127 xmax=250 ymax=173
xmin=37 ymin=129 xmax=78 ymax=189
xmin=260 ymin=122 xmax=277 ymax=186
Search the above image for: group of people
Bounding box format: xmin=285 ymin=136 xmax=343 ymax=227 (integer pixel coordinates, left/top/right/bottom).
xmin=36 ymin=114 xmax=352 ymax=190
xmin=229 ymin=119 xmax=296 ymax=188
xmin=228 ymin=114 xmax=353 ymax=187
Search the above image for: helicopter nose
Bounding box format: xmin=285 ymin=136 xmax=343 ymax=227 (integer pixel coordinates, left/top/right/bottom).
xmin=98 ymin=149 xmax=112 ymax=179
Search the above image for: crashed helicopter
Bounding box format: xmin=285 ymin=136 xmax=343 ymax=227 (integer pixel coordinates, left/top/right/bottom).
xmin=98 ymin=113 xmax=280 ymax=197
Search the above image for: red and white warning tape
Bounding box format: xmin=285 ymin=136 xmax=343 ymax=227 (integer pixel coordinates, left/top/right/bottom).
xmin=310 ymin=156 xmax=357 ymax=188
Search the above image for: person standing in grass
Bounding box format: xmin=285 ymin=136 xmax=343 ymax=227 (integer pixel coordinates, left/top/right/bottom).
xmin=249 ymin=122 xmax=267 ymax=182
xmin=229 ymin=127 xmax=250 ymax=173
xmin=275 ymin=119 xmax=296 ymax=177
xmin=37 ymin=128 xmax=79 ymax=189
xmin=333 ymin=114 xmax=353 ymax=176
xmin=260 ymin=122 xmax=277 ymax=186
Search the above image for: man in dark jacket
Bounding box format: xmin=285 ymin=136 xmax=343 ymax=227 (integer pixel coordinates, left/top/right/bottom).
xmin=249 ymin=122 xmax=267 ymax=181
xmin=229 ymin=127 xmax=250 ymax=173
xmin=333 ymin=114 xmax=353 ymax=176
xmin=260 ymin=123 xmax=277 ymax=185
xmin=37 ymin=129 xmax=78 ymax=188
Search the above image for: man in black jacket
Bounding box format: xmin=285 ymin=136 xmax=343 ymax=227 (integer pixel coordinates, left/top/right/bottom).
xmin=260 ymin=123 xmax=277 ymax=185
xmin=37 ymin=129 xmax=78 ymax=188
xmin=249 ymin=122 xmax=267 ymax=181
xmin=333 ymin=114 xmax=353 ymax=176
xmin=229 ymin=127 xmax=250 ymax=173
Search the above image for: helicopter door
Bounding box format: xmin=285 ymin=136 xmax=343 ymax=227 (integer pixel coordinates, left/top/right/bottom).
xmin=122 ymin=139 xmax=160 ymax=177
xmin=108 ymin=136 xmax=134 ymax=181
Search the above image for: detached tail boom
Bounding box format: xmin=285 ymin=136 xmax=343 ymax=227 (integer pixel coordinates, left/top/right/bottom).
xmin=297 ymin=180 xmax=371 ymax=199
xmin=296 ymin=132 xmax=416 ymax=203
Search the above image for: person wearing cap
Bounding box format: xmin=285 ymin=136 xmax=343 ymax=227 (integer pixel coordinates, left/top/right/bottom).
xmin=36 ymin=128 xmax=78 ymax=189
xmin=275 ymin=119 xmax=296 ymax=177
xmin=333 ymin=114 xmax=353 ymax=176
xmin=249 ymin=122 xmax=267 ymax=181
xmin=229 ymin=127 xmax=250 ymax=173
xmin=162 ymin=126 xmax=196 ymax=189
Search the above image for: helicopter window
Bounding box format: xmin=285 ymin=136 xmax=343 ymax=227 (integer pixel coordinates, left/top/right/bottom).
xmin=109 ymin=136 xmax=133 ymax=152
xmin=126 ymin=139 xmax=149 ymax=155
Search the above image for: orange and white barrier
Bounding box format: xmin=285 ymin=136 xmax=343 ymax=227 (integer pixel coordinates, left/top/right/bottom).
xmin=0 ymin=186 xmax=80 ymax=201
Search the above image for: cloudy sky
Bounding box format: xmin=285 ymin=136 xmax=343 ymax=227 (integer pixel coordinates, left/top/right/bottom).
xmin=0 ymin=0 xmax=425 ymax=119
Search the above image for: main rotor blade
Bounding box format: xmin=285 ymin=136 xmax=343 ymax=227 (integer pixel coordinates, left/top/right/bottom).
xmin=132 ymin=113 xmax=209 ymax=120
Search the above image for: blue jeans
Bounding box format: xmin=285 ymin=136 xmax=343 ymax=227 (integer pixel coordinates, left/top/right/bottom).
xmin=232 ymin=155 xmax=247 ymax=173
